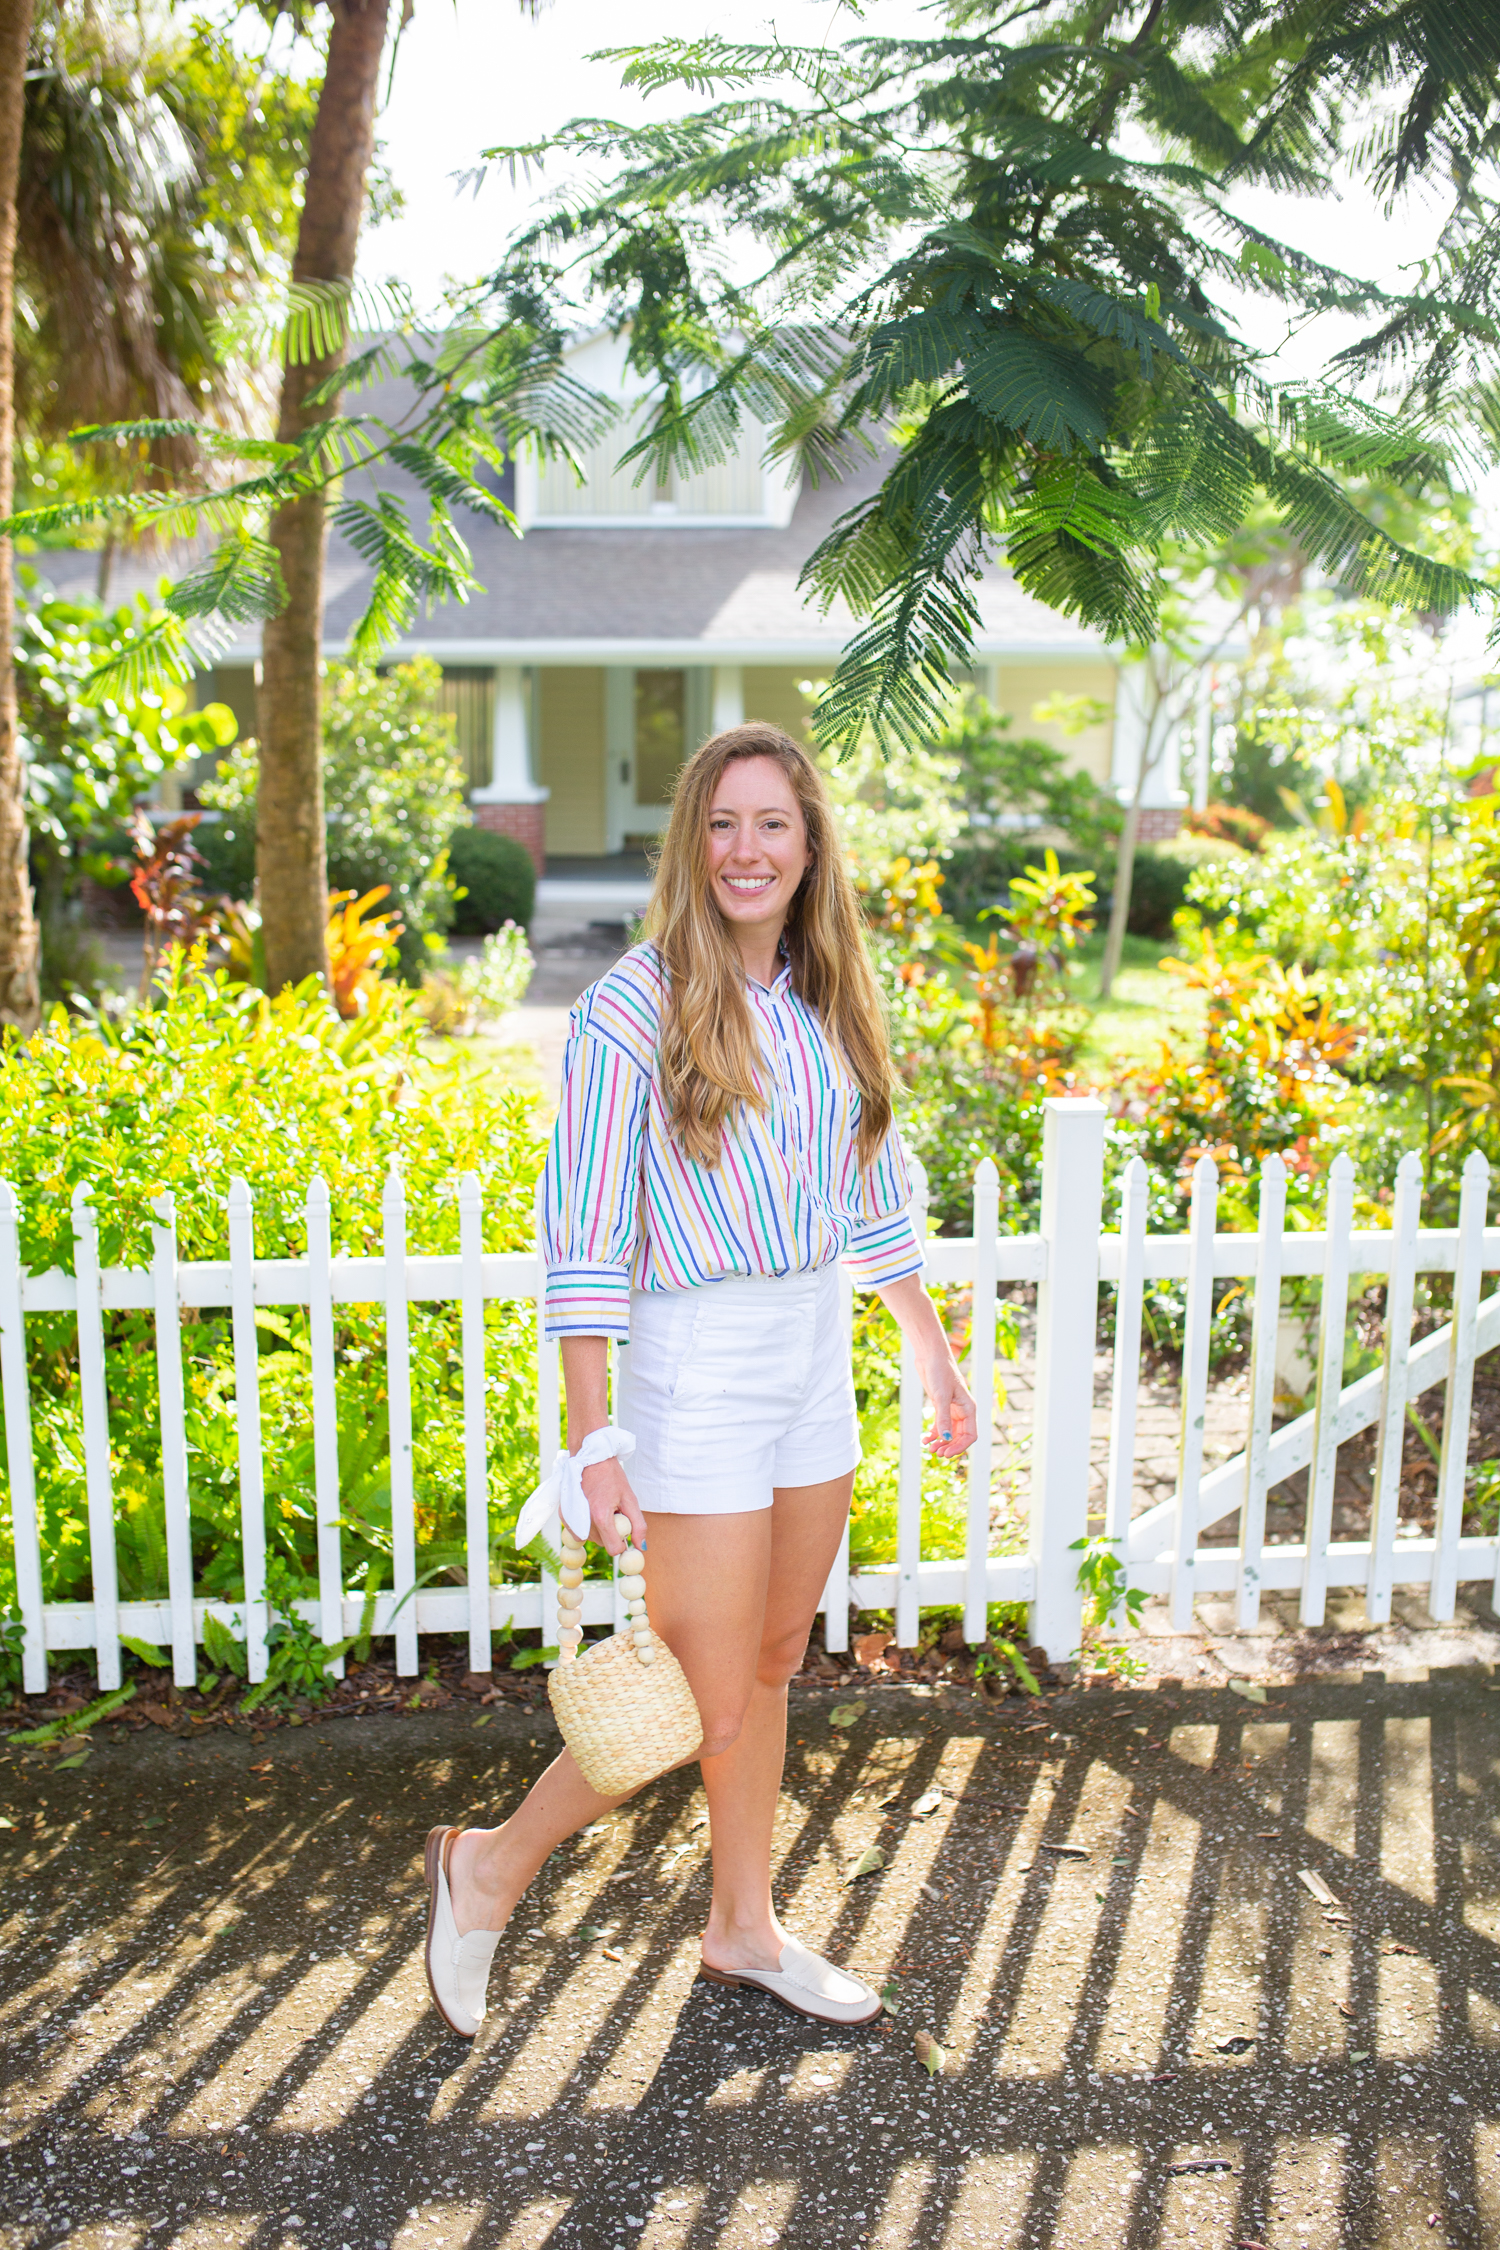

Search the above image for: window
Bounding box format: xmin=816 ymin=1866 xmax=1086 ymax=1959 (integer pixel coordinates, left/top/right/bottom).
xmin=635 ymin=671 xmax=685 ymax=804
xmin=439 ymin=667 xmax=497 ymax=790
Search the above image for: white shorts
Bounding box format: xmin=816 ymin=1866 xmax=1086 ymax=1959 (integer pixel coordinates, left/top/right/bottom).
xmin=616 ymin=1263 xmax=861 ymax=1514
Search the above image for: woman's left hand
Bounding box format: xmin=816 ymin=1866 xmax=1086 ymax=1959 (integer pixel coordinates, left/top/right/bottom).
xmin=917 ymin=1349 xmax=978 ymax=1461
xmin=875 ymin=1272 xmax=979 ymax=1460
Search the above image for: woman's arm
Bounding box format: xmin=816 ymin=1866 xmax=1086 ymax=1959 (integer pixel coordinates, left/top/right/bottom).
xmin=874 ymin=1274 xmax=979 ymax=1461
xmin=561 ymin=1335 xmax=647 ymax=1555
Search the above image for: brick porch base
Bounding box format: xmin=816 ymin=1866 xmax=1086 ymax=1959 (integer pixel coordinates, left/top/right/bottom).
xmin=1136 ymin=806 xmax=1184 ymax=844
xmin=474 ymin=801 xmax=545 ymax=876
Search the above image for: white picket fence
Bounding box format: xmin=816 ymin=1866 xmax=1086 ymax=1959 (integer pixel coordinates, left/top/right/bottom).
xmin=3 ymin=1098 xmax=1499 ymax=1699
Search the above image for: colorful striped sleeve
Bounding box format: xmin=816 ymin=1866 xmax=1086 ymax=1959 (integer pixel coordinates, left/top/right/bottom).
xmin=840 ymin=1116 xmax=924 ymax=1287
xmin=541 ymin=1011 xmax=651 ymax=1340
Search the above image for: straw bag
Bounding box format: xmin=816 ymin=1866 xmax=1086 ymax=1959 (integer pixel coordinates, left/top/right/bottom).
xmin=515 ymin=1427 xmax=703 ymax=1796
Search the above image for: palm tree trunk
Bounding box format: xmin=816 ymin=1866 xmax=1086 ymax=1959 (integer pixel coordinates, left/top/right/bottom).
xmin=0 ymin=0 xmax=38 ymax=1033
xmin=258 ymin=0 xmax=391 ymax=995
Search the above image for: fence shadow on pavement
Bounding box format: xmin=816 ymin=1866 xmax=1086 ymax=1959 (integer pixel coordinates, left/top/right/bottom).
xmin=2 ymin=1667 xmax=1497 ymax=2249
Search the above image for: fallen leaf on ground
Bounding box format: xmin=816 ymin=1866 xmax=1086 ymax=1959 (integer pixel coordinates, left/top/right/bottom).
xmin=828 ymin=1704 xmax=863 ymax=1728
xmin=1228 ymin=1679 xmax=1267 ymax=1703
xmin=602 ymin=1946 xmax=623 ymax=1961
xmin=1169 ymin=2160 xmax=1232 ymax=2177
xmin=1215 ymin=2035 xmax=1255 ymax=2054
xmin=1350 ymin=2051 xmax=1370 ymax=2062
xmin=1336 ymin=2002 xmax=1357 ymax=2020
xmin=879 ymin=1979 xmax=902 ymax=2018
xmin=1385 ymin=1941 xmax=1420 ymax=1956
xmin=914 ymin=2030 xmax=945 ymax=2076
xmin=1038 ymin=1842 xmax=1089 ymax=1859
xmin=911 ymin=1789 xmax=942 ymax=1817
xmin=0 ymin=1816 xmax=13 ymax=1829
xmin=141 ymin=1815 xmax=164 ymax=1831
xmin=249 ymin=1761 xmax=272 ymax=1774
xmin=1298 ymin=1868 xmax=1340 ymax=1907
xmin=847 ymin=1846 xmax=886 ymax=1881
xmin=57 ymin=1751 xmax=89 ymax=1769
xmin=578 ymin=1925 xmax=608 ymax=1939
xmin=472 ymin=1715 xmax=490 ymax=1728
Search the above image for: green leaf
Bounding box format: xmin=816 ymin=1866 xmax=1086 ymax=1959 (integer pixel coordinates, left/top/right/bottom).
xmin=121 ymin=1636 xmax=169 ymax=1668
xmin=846 ymin=1845 xmax=886 ymax=1881
xmin=203 ymin=1612 xmax=249 ymax=1682
xmin=828 ymin=1703 xmax=864 ymax=1727
xmin=8 ymin=1684 xmax=136 ymax=1745
xmin=57 ymin=1750 xmax=90 ymax=1770
xmin=165 ymin=531 xmax=288 ymax=627
xmin=1228 ymin=1678 xmax=1267 ymax=1704
xmin=914 ymin=2029 xmax=946 ymax=2075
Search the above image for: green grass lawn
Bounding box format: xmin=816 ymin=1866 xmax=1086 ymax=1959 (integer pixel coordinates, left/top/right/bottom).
xmin=1066 ymin=930 xmax=1206 ymax=1078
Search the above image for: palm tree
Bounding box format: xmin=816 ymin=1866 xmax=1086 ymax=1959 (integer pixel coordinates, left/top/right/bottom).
xmin=258 ymin=0 xmax=394 ymax=998
xmin=0 ymin=1 xmax=313 ymax=1027
xmin=0 ymin=0 xmax=38 ymax=1033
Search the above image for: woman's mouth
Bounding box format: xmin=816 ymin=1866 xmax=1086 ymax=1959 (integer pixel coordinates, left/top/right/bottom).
xmin=722 ymin=874 xmax=777 ymax=896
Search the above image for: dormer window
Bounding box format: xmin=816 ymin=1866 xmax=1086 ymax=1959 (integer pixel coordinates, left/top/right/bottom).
xmin=514 ymin=331 xmax=800 ymax=530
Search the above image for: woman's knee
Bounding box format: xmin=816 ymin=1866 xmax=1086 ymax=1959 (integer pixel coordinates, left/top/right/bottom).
xmin=756 ymin=1619 xmax=811 ymax=1692
xmin=697 ymin=1709 xmax=746 ymax=1761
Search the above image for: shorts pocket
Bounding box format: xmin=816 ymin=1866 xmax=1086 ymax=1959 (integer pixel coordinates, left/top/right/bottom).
xmin=625 ymin=1291 xmax=702 ymax=1405
xmin=670 ymin=1283 xmax=818 ymax=1426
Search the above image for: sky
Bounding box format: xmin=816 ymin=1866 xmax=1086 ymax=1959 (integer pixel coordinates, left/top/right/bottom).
xmin=361 ymin=0 xmax=939 ymax=307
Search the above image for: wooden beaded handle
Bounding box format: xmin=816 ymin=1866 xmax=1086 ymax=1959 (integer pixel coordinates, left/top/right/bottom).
xmin=556 ymin=1511 xmax=654 ymax=1666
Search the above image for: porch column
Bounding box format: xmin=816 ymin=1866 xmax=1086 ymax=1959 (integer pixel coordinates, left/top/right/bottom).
xmin=711 ymin=664 xmax=744 ymax=734
xmin=471 ymin=664 xmax=548 ymax=874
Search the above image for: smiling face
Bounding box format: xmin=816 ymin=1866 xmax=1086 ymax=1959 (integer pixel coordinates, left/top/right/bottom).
xmin=704 ymin=753 xmax=813 ymax=964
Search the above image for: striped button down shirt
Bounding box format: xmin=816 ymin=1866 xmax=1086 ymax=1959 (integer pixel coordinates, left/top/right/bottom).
xmin=542 ymin=942 xmax=923 ymax=1338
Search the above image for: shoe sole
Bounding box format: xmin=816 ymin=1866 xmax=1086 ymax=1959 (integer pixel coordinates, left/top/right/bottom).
xmin=423 ymin=1824 xmax=477 ymax=2041
xmin=696 ymin=1962 xmax=882 ymax=2027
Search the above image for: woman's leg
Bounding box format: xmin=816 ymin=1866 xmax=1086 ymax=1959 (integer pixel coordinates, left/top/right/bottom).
xmin=644 ymin=1472 xmax=855 ymax=1974
xmin=447 ymin=1502 xmax=787 ymax=1936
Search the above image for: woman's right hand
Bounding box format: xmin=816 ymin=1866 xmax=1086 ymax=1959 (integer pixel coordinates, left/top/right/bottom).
xmin=579 ymin=1451 xmax=647 ymax=1555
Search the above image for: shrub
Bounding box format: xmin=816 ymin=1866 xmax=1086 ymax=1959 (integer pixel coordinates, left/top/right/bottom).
xmin=0 ymin=956 xmax=550 ymax=1620
xmin=198 ymin=658 xmax=467 ymax=958
xmin=448 ymin=825 xmax=536 ymax=932
xmin=420 ymin=925 xmax=535 ymax=1035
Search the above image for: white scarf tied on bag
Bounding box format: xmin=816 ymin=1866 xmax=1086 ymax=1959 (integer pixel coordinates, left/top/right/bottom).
xmin=514 ymin=1425 xmax=637 ymax=1551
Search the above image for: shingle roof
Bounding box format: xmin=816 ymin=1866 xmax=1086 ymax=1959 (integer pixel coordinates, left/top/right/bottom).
xmin=23 ymin=433 xmax=1109 ymax=663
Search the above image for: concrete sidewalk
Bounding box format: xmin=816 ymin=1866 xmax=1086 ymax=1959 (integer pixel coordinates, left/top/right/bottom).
xmin=2 ymin=1664 xmax=1498 ymax=2250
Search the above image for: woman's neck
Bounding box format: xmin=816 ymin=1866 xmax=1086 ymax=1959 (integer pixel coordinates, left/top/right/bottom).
xmin=730 ymin=916 xmax=787 ymax=990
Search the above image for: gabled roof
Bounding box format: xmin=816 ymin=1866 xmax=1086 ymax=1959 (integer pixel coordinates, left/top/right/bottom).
xmin=25 ymin=395 xmax=1113 ymax=668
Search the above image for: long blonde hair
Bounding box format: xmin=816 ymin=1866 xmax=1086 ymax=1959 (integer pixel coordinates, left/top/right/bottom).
xmin=644 ymin=722 xmax=896 ymax=1169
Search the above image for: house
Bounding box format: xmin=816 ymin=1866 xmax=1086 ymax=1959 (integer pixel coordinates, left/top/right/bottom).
xmin=42 ymin=335 xmax=1194 ymax=871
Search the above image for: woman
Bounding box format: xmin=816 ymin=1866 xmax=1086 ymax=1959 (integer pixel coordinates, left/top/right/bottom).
xmin=423 ymin=722 xmax=977 ymax=2037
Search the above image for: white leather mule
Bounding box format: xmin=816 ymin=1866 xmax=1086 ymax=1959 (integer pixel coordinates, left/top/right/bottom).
xmin=698 ymin=1936 xmax=883 ymax=2025
xmin=423 ymin=1825 xmax=505 ymax=2039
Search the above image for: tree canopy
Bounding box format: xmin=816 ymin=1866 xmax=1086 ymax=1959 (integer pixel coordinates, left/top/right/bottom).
xmin=470 ymin=0 xmax=1500 ymax=743
xmin=7 ymin=0 xmax=1500 ymax=747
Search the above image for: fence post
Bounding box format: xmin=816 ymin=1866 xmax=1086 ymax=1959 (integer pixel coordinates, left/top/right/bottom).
xmin=150 ymin=1192 xmax=197 ymax=1688
xmin=1301 ymin=1152 xmax=1355 ymax=1628
xmin=72 ymin=1185 xmax=121 ymax=1692
xmin=894 ymin=1156 xmax=931 ymax=1647
xmin=383 ymin=1165 xmax=419 ymax=1677
xmin=1104 ymin=1153 xmax=1148 ymax=1618
xmin=1028 ymin=1098 xmax=1105 ymax=1662
xmin=1367 ymin=1151 xmax=1421 ymax=1626
xmin=227 ymin=1176 xmax=269 ymax=1684
xmin=1236 ymin=1154 xmax=1286 ymax=1632
xmin=0 ymin=1182 xmax=47 ymax=1696
xmin=1171 ymin=1154 xmax=1220 ymax=1631
xmin=459 ymin=1170 xmax=491 ymax=1674
xmin=964 ymin=1158 xmax=1000 ymax=1645
xmin=306 ymin=1177 xmax=344 ymax=1677
xmin=1433 ymin=1149 xmax=1488 ymax=1621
